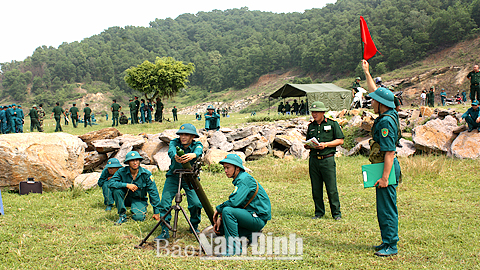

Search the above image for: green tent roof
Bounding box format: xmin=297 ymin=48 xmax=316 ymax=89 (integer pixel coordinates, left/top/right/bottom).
xmin=270 ymin=83 xmax=352 ymax=111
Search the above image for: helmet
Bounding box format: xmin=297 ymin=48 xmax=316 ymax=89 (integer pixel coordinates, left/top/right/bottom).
xmin=207 ymin=105 xmax=215 ymax=110
xmin=368 ymin=87 xmax=396 ymax=109
xmin=374 ymin=77 xmax=382 ymax=84
xmin=356 ymin=77 xmax=361 ymax=80
xmin=33 ymin=104 xmax=37 ymax=108
xmin=472 ymin=100 xmax=479 ymax=106
xmin=124 ymin=151 xmax=143 ymax=163
xmin=310 ymin=101 xmax=328 ymax=112
xmin=176 ymin=123 xmax=199 ymax=138
xmin=105 ymin=158 xmax=123 ymax=168
xmin=219 ymin=154 xmax=245 ymax=171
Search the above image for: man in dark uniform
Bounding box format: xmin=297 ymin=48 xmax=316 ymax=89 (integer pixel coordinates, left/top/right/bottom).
xmin=69 ymin=103 xmax=79 ymax=128
xmin=278 ymin=102 xmax=285 ymax=115
xmin=304 ymin=101 xmax=344 ymax=221
xmin=363 ymin=59 xmax=401 ymax=257
xmin=155 ymin=123 xmax=204 ymax=240
xmin=108 ymin=151 xmax=162 ymax=225
xmin=172 ymin=106 xmax=178 ymax=122
xmin=426 ymin=86 xmax=435 ymax=107
xmin=462 ymin=100 xmax=480 ymax=132
xmin=134 ymin=96 xmax=140 ymax=124
xmin=128 ymin=98 xmax=136 ymax=124
xmin=155 ymin=97 xmax=164 ymax=122
xmin=292 ymin=99 xmax=300 ymax=115
xmin=83 ymin=103 xmax=92 ymax=127
xmin=111 ymin=99 xmax=121 ymax=127
xmin=299 ymin=100 xmax=306 ymax=115
xmin=285 ymin=101 xmax=291 ymax=115
xmin=119 ymin=112 xmax=129 ymax=125
xmin=29 ymin=105 xmax=40 ymax=132
xmin=51 ymin=102 xmax=65 ymax=132
xmin=467 ymin=64 xmax=480 ymax=102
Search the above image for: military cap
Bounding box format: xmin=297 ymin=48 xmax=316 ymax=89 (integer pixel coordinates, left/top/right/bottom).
xmin=219 ymin=154 xmax=245 ymax=171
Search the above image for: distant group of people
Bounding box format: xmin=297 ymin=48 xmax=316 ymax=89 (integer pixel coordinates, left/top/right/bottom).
xmin=277 ymin=99 xmax=308 ymax=115
xmin=0 ymin=103 xmax=32 ymax=134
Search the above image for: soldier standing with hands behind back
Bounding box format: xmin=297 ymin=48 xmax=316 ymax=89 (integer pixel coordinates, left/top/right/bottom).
xmin=304 ymin=101 xmax=344 ymax=221
xmin=467 ymin=64 xmax=480 ymax=102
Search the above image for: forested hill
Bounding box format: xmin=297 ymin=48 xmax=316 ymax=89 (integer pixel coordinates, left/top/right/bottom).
xmin=1 ymin=0 xmax=480 ymax=108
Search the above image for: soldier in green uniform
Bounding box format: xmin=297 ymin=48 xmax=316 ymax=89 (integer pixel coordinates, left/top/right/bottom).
xmin=467 ymin=64 xmax=480 ymax=101
xmin=363 ymin=59 xmax=401 ymax=257
xmin=462 ymin=100 xmax=480 ymax=132
xmin=155 ymin=97 xmax=164 ymax=122
xmin=204 ymin=105 xmax=220 ymax=131
xmin=305 ymin=101 xmax=344 ymax=221
xmin=426 ymin=86 xmax=435 ymax=107
xmin=37 ymin=104 xmax=45 ymax=132
xmin=212 ymin=154 xmax=272 ymax=256
xmin=98 ymin=158 xmax=122 ymax=211
xmin=172 ymin=106 xmax=178 ymax=122
xmin=128 ymin=98 xmax=136 ymax=124
xmin=51 ymin=102 xmax=65 ymax=132
xmin=83 ymin=103 xmax=92 ymax=127
xmin=134 ymin=96 xmax=140 ymax=124
xmin=155 ymin=123 xmax=203 ymax=240
xmin=108 ymin=151 xmax=161 ymax=225
xmin=15 ymin=105 xmax=24 ymax=133
xmin=284 ymin=101 xmax=291 ymax=115
xmin=29 ymin=105 xmax=40 ymax=132
xmin=111 ymin=99 xmax=121 ymax=127
xmin=352 ymin=77 xmax=362 ymax=97
xmin=7 ymin=104 xmax=17 ymax=133
xmin=119 ymin=112 xmax=129 ymax=125
xmin=278 ymin=102 xmax=284 ymax=115
xmin=440 ymin=88 xmax=447 ymax=106
xmin=292 ymin=99 xmax=300 ymax=115
xmin=69 ymin=103 xmax=79 ymax=128
xmin=0 ymin=106 xmax=6 ymax=134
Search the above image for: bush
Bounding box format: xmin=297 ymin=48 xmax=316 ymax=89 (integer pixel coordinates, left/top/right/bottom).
xmin=245 ymin=114 xmax=298 ymax=123
xmin=342 ymin=126 xmax=369 ymax=150
xmin=202 ymin=163 xmax=224 ymax=174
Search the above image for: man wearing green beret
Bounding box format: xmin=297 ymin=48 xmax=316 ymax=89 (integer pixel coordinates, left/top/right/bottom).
xmin=156 ymin=123 xmax=203 ymax=240
xmin=304 ymin=101 xmax=344 ymax=221
xmin=108 ymin=151 xmax=161 ymax=225
xmin=69 ymin=103 xmax=79 ymax=128
xmin=51 ymin=102 xmax=65 ymax=132
xmin=213 ymin=154 xmax=271 ymax=256
xmin=98 ymin=158 xmax=122 ymax=211
xmin=363 ymin=59 xmax=401 ymax=257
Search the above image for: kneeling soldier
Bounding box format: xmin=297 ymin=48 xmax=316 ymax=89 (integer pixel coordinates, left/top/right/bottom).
xmin=98 ymin=158 xmax=122 ymax=211
xmin=108 ymin=151 xmax=161 ymax=225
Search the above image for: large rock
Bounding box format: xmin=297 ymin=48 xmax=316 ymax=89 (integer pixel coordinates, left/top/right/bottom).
xmin=153 ymin=145 xmax=170 ymax=171
xmin=83 ymin=151 xmax=108 ymax=171
xmin=0 ymin=133 xmax=86 ymax=191
xmin=209 ymin=131 xmax=233 ymax=151
xmin=74 ymin=172 xmax=100 ymax=190
xmin=113 ymin=144 xmax=134 ymax=163
xmin=197 ymin=135 xmax=209 ymax=150
xmin=203 ymin=149 xmax=229 ymax=165
xmin=140 ymin=141 xmax=166 ymax=165
xmin=451 ymin=130 xmax=480 ymax=159
xmin=289 ymin=141 xmax=309 ymax=159
xmin=346 ymin=137 xmax=371 ymax=156
xmin=78 ymin=127 xmax=122 ymax=151
xmin=113 ymin=134 xmax=145 ymax=148
xmin=226 ymin=127 xmax=254 ymax=142
xmin=420 ymin=106 xmax=434 ymax=117
xmin=233 ymin=134 xmax=261 ymax=150
xmin=255 ymin=136 xmax=270 ymax=150
xmin=249 ymin=147 xmax=269 ymax=160
xmin=396 ymin=139 xmax=416 ymax=157
xmin=360 ymin=114 xmax=375 ymax=132
xmin=92 ymin=139 xmax=121 ymax=153
xmin=413 ymin=115 xmax=458 ymax=153
xmin=158 ymin=129 xmax=178 ymax=144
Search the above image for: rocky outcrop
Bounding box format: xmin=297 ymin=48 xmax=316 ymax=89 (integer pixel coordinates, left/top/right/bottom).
xmin=78 ymin=127 xmax=122 ymax=151
xmin=413 ymin=115 xmax=458 ymax=154
xmin=451 ymin=130 xmax=480 ymax=159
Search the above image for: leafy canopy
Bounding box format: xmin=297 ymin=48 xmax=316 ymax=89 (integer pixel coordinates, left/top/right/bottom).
xmin=124 ymin=57 xmax=195 ymax=100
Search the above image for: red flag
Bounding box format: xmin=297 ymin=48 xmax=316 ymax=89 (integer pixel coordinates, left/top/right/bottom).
xmin=360 ymin=16 xmax=380 ymax=60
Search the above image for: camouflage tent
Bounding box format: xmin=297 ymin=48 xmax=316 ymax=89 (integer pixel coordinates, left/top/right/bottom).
xmin=270 ymin=83 xmax=352 ymax=111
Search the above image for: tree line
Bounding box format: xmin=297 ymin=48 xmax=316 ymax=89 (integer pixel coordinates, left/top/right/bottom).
xmin=1 ymin=0 xmax=480 ymax=106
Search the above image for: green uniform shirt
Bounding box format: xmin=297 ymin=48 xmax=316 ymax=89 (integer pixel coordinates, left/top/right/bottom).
xmin=462 ymin=107 xmax=479 ymax=120
xmin=166 ymin=138 xmax=203 ymax=177
xmin=216 ymin=171 xmax=272 ymax=222
xmin=29 ymin=108 xmax=38 ymax=119
xmin=84 ymin=107 xmax=92 ymax=116
xmin=69 ymin=106 xmax=79 ymax=117
xmin=111 ymin=103 xmax=121 ymax=113
xmin=306 ymin=118 xmax=344 ymax=156
xmin=467 ymin=71 xmax=480 ymax=85
xmin=172 ymin=107 xmax=177 ymax=115
xmin=108 ymin=166 xmax=161 ymax=214
xmin=204 ymin=112 xmax=220 ymax=130
xmin=352 ymin=81 xmax=361 ymax=90
xmin=98 ymin=168 xmax=116 ymax=188
xmin=129 ymin=101 xmax=137 ymax=111
xmin=369 ymin=109 xmax=399 ymax=164
xmin=52 ymin=106 xmax=64 ymax=117
xmin=277 ymin=104 xmax=284 ymax=112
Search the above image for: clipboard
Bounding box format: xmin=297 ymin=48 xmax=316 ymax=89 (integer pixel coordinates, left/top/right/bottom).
xmin=361 ymin=162 xmax=396 ymax=188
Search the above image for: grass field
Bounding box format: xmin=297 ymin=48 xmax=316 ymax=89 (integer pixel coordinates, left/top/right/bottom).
xmin=2 ymin=110 xmax=479 ymax=269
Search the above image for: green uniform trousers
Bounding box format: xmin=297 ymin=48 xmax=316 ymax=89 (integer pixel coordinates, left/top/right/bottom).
xmin=112 ymin=188 xmax=148 ymax=221
xmin=376 ymin=158 xmax=400 ymax=248
xmin=159 ymin=176 xmax=202 ymax=230
xmin=30 ymin=119 xmax=40 ymax=132
xmin=130 ymin=110 xmax=137 ymax=124
xmin=465 ymin=115 xmax=480 ymax=129
xmin=71 ymin=115 xmax=78 ymax=128
xmin=84 ymin=115 xmax=92 ymax=127
xmin=470 ymin=84 xmax=480 ymax=101
xmin=102 ymin=184 xmax=114 ymax=207
xmin=112 ymin=112 xmax=119 ymax=126
xmin=54 ymin=116 xmax=62 ymax=132
xmin=308 ymin=156 xmax=341 ymax=218
xmin=221 ymin=207 xmax=266 ymax=255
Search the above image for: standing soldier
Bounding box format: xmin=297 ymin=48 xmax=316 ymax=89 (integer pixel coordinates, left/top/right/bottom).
xmin=15 ymin=104 xmax=24 ymax=133
xmin=467 ymin=64 xmax=480 ymax=102
xmin=29 ymin=105 xmax=40 ymax=132
xmin=84 ymin=103 xmax=92 ymax=127
xmin=146 ymin=99 xmax=153 ymax=123
xmin=37 ymin=104 xmax=45 ymax=132
xmin=426 ymin=86 xmax=435 ymax=107
xmin=128 ymin=98 xmax=136 ymax=124
xmin=172 ymin=106 xmax=178 ymax=122
xmin=51 ymin=102 xmax=65 ymax=132
xmin=155 ymin=97 xmax=164 ymax=122
xmin=134 ymin=96 xmax=140 ymax=124
xmin=304 ymin=101 xmax=344 ymax=221
xmin=278 ymin=102 xmax=284 ymax=115
xmin=69 ymin=103 xmax=79 ymax=128
xmin=285 ymin=101 xmax=291 ymax=115
xmin=156 ymin=124 xmax=203 ymax=240
xmin=363 ymin=59 xmax=401 ymax=257
xmin=440 ymin=88 xmax=447 ymax=106
xmin=7 ymin=104 xmax=17 ymax=133
xmin=0 ymin=106 xmax=5 ymax=134
xmin=111 ymin=99 xmax=121 ymax=127
xmin=292 ymin=99 xmax=300 ymax=115
xmin=299 ymin=100 xmax=306 ymax=115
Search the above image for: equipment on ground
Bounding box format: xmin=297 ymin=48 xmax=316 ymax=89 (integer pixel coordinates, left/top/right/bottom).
xmin=19 ymin=178 xmax=43 ymax=195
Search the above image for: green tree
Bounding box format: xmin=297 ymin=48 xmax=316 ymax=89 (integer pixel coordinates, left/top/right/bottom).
xmin=124 ymin=57 xmax=195 ymax=100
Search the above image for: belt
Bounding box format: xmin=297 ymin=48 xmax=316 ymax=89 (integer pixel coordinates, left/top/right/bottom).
xmin=316 ymin=153 xmax=335 ymax=160
xmin=473 ymin=83 xmax=479 ymax=86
